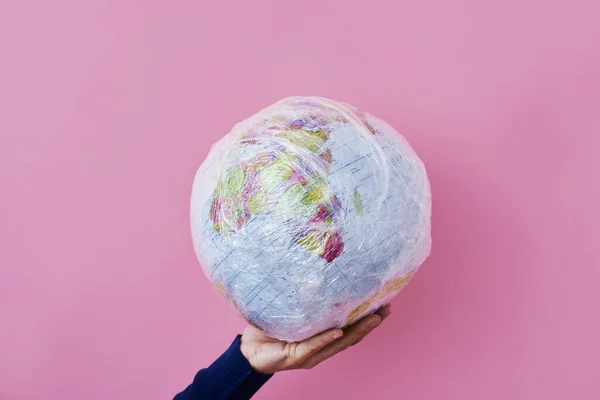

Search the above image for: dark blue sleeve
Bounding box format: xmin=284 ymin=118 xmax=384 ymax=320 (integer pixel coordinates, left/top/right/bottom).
xmin=173 ymin=335 xmax=273 ymax=400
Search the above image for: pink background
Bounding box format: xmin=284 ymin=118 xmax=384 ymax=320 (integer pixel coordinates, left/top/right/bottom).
xmin=1 ymin=1 xmax=599 ymax=399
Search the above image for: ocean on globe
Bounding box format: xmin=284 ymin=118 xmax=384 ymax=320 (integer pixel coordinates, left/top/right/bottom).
xmin=191 ymin=97 xmax=431 ymax=342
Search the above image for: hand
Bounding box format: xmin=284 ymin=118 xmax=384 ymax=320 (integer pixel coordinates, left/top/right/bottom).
xmin=239 ymin=304 xmax=392 ymax=374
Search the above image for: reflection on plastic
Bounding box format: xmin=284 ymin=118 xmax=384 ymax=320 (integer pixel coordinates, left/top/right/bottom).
xmin=191 ymin=97 xmax=431 ymax=342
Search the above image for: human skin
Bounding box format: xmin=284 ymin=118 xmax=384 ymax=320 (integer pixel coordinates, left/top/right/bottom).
xmin=240 ymin=304 xmax=392 ymax=374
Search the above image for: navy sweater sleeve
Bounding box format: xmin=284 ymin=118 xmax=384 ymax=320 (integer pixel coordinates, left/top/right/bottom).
xmin=173 ymin=336 xmax=273 ymax=400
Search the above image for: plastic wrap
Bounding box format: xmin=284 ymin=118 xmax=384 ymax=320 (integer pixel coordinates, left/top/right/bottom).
xmin=191 ymin=97 xmax=431 ymax=342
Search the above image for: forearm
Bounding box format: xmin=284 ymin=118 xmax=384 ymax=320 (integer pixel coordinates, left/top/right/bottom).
xmin=173 ymin=336 xmax=272 ymax=400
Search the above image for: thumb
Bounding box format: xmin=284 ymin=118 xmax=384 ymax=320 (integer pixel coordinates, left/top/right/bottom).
xmin=292 ymin=328 xmax=344 ymax=361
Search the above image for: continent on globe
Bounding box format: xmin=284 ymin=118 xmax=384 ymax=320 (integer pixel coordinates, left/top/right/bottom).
xmin=191 ymin=97 xmax=431 ymax=342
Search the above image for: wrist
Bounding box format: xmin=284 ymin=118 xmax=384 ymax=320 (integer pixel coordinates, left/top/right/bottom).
xmin=239 ymin=334 xmax=275 ymax=375
xmin=239 ymin=334 xmax=252 ymax=364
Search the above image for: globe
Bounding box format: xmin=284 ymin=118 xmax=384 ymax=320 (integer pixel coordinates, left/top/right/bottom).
xmin=191 ymin=97 xmax=431 ymax=342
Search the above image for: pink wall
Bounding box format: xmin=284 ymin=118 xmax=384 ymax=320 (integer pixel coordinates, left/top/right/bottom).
xmin=1 ymin=1 xmax=599 ymax=399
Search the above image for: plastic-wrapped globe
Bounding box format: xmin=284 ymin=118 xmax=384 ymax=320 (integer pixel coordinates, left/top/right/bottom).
xmin=191 ymin=97 xmax=431 ymax=342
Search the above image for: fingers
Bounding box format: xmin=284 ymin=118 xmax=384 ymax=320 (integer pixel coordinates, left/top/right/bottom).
xmin=376 ymin=303 xmax=392 ymax=321
xmin=351 ymin=304 xmax=392 ymax=346
xmin=342 ymin=313 xmax=382 ymax=347
xmin=301 ymin=312 xmax=384 ymax=369
xmin=291 ymin=328 xmax=344 ymax=361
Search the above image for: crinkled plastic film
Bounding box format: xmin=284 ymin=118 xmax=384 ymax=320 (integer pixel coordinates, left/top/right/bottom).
xmin=191 ymin=97 xmax=431 ymax=342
